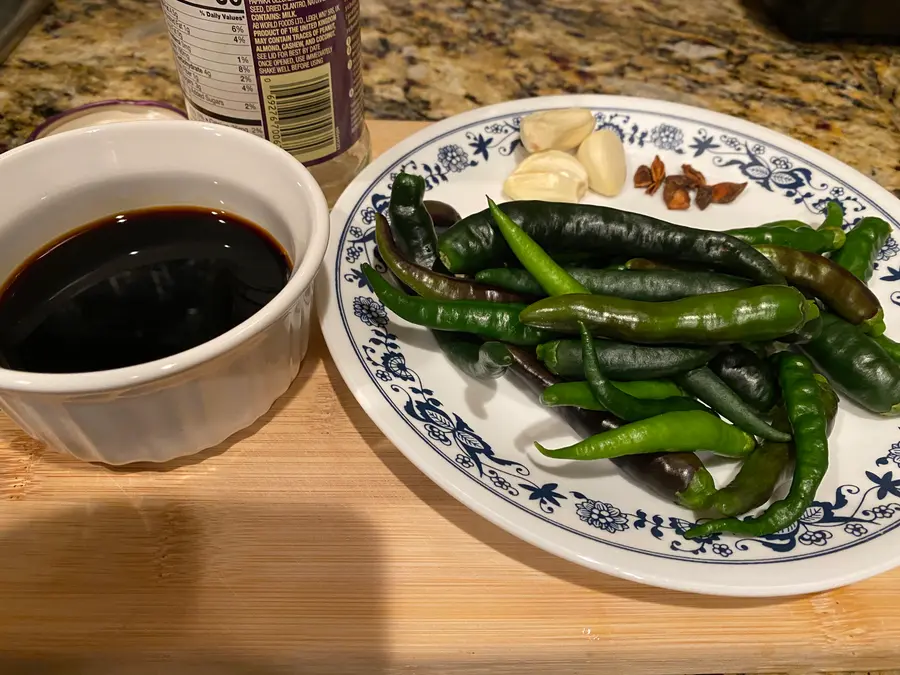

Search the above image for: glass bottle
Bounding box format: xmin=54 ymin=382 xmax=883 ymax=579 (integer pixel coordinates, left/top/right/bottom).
xmin=160 ymin=0 xmax=370 ymax=205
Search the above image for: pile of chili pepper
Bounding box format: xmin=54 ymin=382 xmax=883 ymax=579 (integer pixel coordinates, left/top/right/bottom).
xmin=366 ymin=176 xmax=897 ymax=538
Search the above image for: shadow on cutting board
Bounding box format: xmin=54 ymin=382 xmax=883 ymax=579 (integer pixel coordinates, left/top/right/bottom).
xmin=326 ymin=357 xmax=796 ymax=612
xmin=0 ymin=499 xmax=386 ymax=674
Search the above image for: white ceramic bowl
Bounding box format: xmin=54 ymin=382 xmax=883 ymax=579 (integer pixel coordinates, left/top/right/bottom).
xmin=0 ymin=120 xmax=329 ymax=464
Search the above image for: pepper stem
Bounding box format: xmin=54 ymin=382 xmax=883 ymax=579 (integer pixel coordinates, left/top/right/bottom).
xmin=864 ymin=307 xmax=886 ymax=336
xmin=804 ymin=301 xmax=820 ymax=322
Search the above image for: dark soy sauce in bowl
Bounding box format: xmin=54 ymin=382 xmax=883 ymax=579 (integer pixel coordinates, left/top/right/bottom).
xmin=0 ymin=206 xmax=292 ymax=374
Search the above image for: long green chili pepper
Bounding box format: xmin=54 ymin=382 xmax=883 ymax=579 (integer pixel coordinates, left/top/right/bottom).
xmin=474 ymin=267 xmax=752 ymax=302
xmin=487 ymin=197 xmax=589 ymax=296
xmin=579 ymin=324 xmax=706 ymax=420
xmin=383 ymin=190 xmax=520 ymax=383
xmin=362 ymin=264 xmax=556 ymax=346
xmin=711 ymin=440 xmax=790 ymax=518
xmin=685 ymin=353 xmax=828 ymax=538
xmin=375 ymin=214 xmax=524 ymax=303
xmin=801 ymin=313 xmax=900 ymax=416
xmin=538 ymin=339 xmax=718 ymax=380
xmin=831 ymin=216 xmax=893 ymax=284
xmin=438 ymin=201 xmax=785 ymax=284
xmin=726 ymin=224 xmax=845 ymax=253
xmin=707 ymin=376 xmax=839 ymax=518
xmin=873 ymin=334 xmax=900 ymax=365
xmin=708 ymin=345 xmax=778 ymax=413
xmin=432 ymin=332 xmax=511 ymax=380
xmin=388 ymin=172 xmax=440 ymax=268
xmin=384 ymin=189 xmax=521 ymax=382
xmin=815 ymin=374 xmax=840 ymax=437
xmin=506 ymin=346 xmax=716 ymax=509
xmin=541 ymin=379 xmax=685 ymax=410
xmin=520 ymin=286 xmax=817 ymax=345
xmin=757 ymin=219 xmax=810 ymax=230
xmin=675 ymin=367 xmax=790 ymax=442
xmin=536 ymin=410 xmax=756 ymax=460
xmin=754 ymin=244 xmax=884 ymax=335
xmin=820 ymin=200 xmax=844 ymax=231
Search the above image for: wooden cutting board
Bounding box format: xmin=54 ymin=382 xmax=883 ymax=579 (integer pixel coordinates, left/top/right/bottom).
xmin=1 ymin=120 xmax=898 ymax=675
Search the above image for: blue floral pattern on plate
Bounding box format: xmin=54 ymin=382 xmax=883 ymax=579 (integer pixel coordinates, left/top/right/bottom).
xmin=335 ymin=106 xmax=900 ymax=564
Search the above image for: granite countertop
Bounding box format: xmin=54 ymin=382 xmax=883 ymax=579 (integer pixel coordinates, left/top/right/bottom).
xmin=0 ymin=0 xmax=898 ymax=195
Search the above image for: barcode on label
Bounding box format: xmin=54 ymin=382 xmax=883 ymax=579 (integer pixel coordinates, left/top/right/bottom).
xmin=263 ymin=65 xmax=337 ymax=162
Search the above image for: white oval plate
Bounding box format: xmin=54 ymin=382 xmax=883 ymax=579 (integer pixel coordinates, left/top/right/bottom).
xmin=317 ymin=95 xmax=900 ymax=597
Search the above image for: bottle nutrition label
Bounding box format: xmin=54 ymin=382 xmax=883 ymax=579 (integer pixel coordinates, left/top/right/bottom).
xmin=160 ymin=0 xmax=364 ymax=166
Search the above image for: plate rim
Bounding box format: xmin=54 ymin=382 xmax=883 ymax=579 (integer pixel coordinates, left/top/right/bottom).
xmin=318 ymin=94 xmax=900 ymax=596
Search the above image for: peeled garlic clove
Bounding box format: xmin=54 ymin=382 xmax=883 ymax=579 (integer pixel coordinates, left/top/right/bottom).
xmin=577 ymin=129 xmax=627 ymax=197
xmin=503 ymin=171 xmax=586 ymax=204
xmin=520 ymin=108 xmax=596 ymax=153
xmin=515 ymin=149 xmax=589 ymax=185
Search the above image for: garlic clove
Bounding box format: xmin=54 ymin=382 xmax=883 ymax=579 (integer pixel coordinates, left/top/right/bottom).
xmin=515 ymin=149 xmax=589 ymax=185
xmin=520 ymin=108 xmax=596 ymax=153
xmin=577 ymin=129 xmax=627 ymax=197
xmin=503 ymin=171 xmax=586 ymax=204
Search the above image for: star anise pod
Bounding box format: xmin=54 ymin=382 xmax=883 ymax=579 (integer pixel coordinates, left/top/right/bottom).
xmin=634 ymin=165 xmax=653 ymax=189
xmin=710 ymin=182 xmax=748 ymax=204
xmin=664 ymin=175 xmax=694 ymax=190
xmin=634 ymin=155 xmax=666 ymax=195
xmin=695 ymin=185 xmax=713 ymax=211
xmin=681 ymin=164 xmax=707 ymax=188
xmin=663 ymin=178 xmax=691 ymax=210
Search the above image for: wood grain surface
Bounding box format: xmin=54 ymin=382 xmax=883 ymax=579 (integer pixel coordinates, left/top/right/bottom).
xmin=1 ymin=120 xmax=899 ymax=675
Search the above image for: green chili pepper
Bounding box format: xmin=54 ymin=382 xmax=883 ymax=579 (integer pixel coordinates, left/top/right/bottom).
xmin=821 ymin=200 xmax=845 ymax=231
xmin=423 ymin=200 xmax=461 ymax=235
xmin=726 ymin=224 xmax=845 ymax=253
xmin=487 ymin=197 xmax=589 ymax=296
xmin=757 ymin=219 xmax=810 ymax=230
xmin=541 ymin=379 xmax=685 ymax=410
xmin=362 ymin=263 xmax=555 ymax=346
xmin=506 ymin=345 xmax=716 ymax=509
xmin=873 ymin=334 xmax=900 ymax=365
xmin=707 ymin=375 xmax=839 ymax=518
xmin=801 ymin=313 xmax=900 ymax=416
xmin=708 ymin=345 xmax=778 ymax=413
xmin=383 ymin=191 xmax=522 ymax=383
xmin=754 ymin=244 xmax=884 ymax=335
xmin=383 ymin=190 xmax=521 ymax=383
xmin=474 ymin=267 xmax=752 ymax=301
xmin=538 ymin=339 xmax=718 ymax=380
xmin=520 ymin=286 xmax=817 ymax=345
xmin=535 ymin=410 xmax=756 ymax=460
xmin=712 ymin=440 xmax=790 ymax=519
xmin=388 ymin=173 xmax=440 ymax=268
xmin=432 ymin=332 xmax=511 ymax=380
xmin=675 ymin=367 xmax=790 ymax=442
xmin=831 ymin=217 xmax=892 ymax=284
xmin=815 ymin=373 xmax=840 ymax=436
xmin=579 ymin=324 xmax=707 ymax=420
xmin=375 ymin=214 xmax=524 ymax=303
xmin=438 ymin=201 xmax=785 ymax=284
xmin=685 ymin=353 xmax=828 ymax=538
